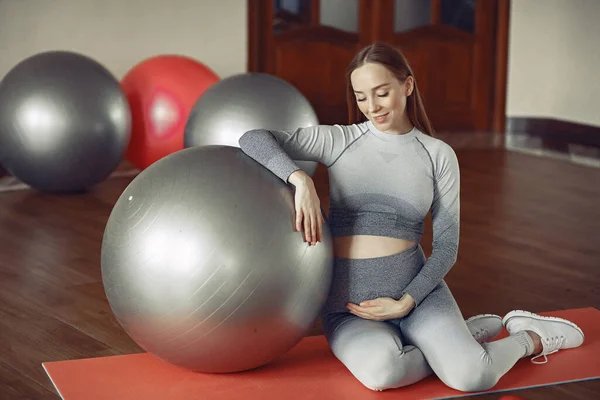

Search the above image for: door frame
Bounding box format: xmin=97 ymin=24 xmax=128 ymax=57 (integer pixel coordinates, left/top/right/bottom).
xmin=492 ymin=0 xmax=510 ymax=133
xmin=247 ymin=0 xmax=511 ymax=133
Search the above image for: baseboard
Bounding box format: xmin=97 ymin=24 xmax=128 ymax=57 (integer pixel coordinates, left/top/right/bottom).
xmin=506 ymin=117 xmax=600 ymax=148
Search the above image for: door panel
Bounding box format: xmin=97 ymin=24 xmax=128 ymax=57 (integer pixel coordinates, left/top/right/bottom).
xmin=391 ymin=0 xmax=496 ymax=131
xmin=269 ymin=1 xmax=360 ymax=125
xmin=272 ymin=30 xmax=358 ymax=124
xmin=394 ymin=25 xmax=477 ymax=130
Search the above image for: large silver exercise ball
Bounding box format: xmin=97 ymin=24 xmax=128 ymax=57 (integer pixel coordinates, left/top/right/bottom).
xmin=101 ymin=145 xmax=333 ymax=373
xmin=184 ymin=73 xmax=318 ymax=176
xmin=0 ymin=51 xmax=131 ymax=193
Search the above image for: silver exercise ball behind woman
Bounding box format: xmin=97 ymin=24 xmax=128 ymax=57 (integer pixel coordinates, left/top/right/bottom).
xmin=183 ymin=73 xmax=318 ymax=176
xmin=0 ymin=51 xmax=131 ymax=193
xmin=101 ymin=145 xmax=333 ymax=373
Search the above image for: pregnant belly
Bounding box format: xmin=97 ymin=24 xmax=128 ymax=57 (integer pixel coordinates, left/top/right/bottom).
xmin=324 ymin=242 xmax=426 ymax=313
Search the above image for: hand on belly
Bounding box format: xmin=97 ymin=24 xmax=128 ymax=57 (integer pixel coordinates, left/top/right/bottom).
xmin=346 ymin=295 xmax=415 ymax=321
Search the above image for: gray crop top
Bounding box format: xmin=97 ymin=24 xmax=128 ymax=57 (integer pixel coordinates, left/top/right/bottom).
xmin=238 ymin=121 xmax=460 ymax=306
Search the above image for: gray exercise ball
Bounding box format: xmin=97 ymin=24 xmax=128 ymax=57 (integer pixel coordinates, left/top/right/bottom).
xmin=184 ymin=73 xmax=318 ymax=176
xmin=101 ymin=145 xmax=333 ymax=373
xmin=0 ymin=51 xmax=131 ymax=193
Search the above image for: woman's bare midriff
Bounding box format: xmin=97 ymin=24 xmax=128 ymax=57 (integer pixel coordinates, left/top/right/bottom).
xmin=332 ymin=235 xmax=417 ymax=259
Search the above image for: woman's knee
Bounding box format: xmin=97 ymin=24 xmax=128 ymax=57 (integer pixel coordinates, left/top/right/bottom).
xmin=325 ymin=315 xmax=429 ymax=391
xmin=359 ymin=345 xmax=410 ymax=391
xmin=399 ymin=285 xmax=500 ymax=392
xmin=438 ymin=358 xmax=499 ymax=393
xmin=348 ymin=344 xmax=423 ymax=391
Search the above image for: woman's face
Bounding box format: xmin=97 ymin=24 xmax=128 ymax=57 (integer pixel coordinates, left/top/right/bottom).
xmin=350 ymin=62 xmax=413 ymax=134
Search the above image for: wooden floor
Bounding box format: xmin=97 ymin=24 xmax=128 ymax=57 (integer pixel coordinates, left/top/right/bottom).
xmin=0 ymin=143 xmax=599 ymax=399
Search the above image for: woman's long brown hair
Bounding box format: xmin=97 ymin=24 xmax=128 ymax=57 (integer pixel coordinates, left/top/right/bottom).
xmin=345 ymin=42 xmax=434 ymax=136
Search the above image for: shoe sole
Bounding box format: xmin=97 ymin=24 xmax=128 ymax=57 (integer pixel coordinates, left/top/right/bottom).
xmin=503 ymin=310 xmax=585 ymax=342
xmin=466 ymin=313 xmax=503 ymax=342
xmin=466 ymin=313 xmax=502 ymax=323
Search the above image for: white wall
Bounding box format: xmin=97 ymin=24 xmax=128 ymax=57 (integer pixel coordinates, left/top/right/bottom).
xmin=506 ymin=0 xmax=600 ymax=127
xmin=0 ymin=0 xmax=247 ymax=80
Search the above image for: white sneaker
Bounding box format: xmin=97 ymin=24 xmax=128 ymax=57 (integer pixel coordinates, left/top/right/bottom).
xmin=466 ymin=314 xmax=503 ymax=344
xmin=503 ymin=310 xmax=585 ymax=364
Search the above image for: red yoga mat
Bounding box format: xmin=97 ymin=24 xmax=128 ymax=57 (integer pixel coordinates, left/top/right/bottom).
xmin=43 ymin=307 xmax=600 ymax=399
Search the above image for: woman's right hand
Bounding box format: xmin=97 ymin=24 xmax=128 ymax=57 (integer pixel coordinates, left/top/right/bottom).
xmin=288 ymin=170 xmax=324 ymax=246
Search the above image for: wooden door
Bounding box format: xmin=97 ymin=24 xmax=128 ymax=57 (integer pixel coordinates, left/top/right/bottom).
xmin=248 ymin=0 xmax=364 ymax=125
xmin=248 ymin=0 xmax=508 ymax=132
xmin=383 ymin=0 xmax=500 ymax=131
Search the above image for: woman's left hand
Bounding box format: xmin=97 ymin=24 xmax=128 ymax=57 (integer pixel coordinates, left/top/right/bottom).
xmin=346 ymin=295 xmax=415 ymax=321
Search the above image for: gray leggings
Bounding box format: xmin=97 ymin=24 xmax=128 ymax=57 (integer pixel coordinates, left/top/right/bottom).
xmin=321 ymin=245 xmax=532 ymax=392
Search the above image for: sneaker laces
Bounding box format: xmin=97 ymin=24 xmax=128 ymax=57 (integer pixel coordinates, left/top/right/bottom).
xmin=531 ymin=335 xmax=566 ymax=364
